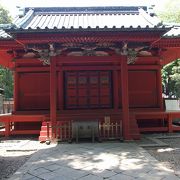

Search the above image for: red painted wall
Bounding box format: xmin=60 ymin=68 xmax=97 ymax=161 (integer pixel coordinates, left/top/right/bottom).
xmin=15 ymin=56 xmax=161 ymax=112
xmin=18 ymin=72 xmax=50 ymax=110
xmin=129 ymin=70 xmax=158 ymax=108
xmin=16 ymin=69 xmax=159 ymax=110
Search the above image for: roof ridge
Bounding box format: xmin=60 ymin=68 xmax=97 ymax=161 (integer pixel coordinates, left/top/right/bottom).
xmin=7 ymin=6 xmax=170 ymax=32
xmin=139 ymin=8 xmax=161 ymax=27
xmin=24 ymin=6 xmax=147 ymax=14
xmin=0 ymin=29 xmax=12 ymax=39
xmin=13 ymin=9 xmax=34 ymax=28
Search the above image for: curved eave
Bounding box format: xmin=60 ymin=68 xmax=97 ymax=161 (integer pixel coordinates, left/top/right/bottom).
xmin=163 ymin=35 xmax=180 ymax=39
xmin=6 ymin=26 xmax=170 ymax=34
xmin=0 ymin=37 xmax=13 ymax=41
xmin=153 ymin=38 xmax=180 ymax=48
xmin=0 ymin=39 xmax=23 ymax=50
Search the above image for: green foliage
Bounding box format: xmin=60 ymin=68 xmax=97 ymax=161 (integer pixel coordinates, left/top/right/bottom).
xmin=171 ymin=61 xmax=180 ymax=98
xmin=0 ymin=6 xmax=11 ymax=24
xmin=162 ymin=59 xmax=180 ymax=98
xmin=157 ymin=1 xmax=180 ymax=98
xmin=0 ymin=5 xmax=13 ymax=99
xmin=0 ymin=66 xmax=13 ymax=98
xmin=157 ymin=0 xmax=180 ymax=23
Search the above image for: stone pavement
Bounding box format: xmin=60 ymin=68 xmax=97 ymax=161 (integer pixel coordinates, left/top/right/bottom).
xmin=9 ymin=142 xmax=180 ymax=180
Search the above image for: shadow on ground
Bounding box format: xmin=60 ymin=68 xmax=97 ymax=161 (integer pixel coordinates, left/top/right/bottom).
xmin=9 ymin=141 xmax=180 ymax=180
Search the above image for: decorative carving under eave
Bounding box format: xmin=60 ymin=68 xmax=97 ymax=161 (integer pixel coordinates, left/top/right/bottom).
xmin=38 ymin=51 xmax=51 ymax=65
xmin=8 ymin=41 xmax=158 ymax=65
xmin=110 ymin=42 xmax=137 ymax=64
xmin=31 ymin=43 xmax=62 ymax=65
xmin=67 ymin=50 xmax=109 ymax=56
xmin=127 ymin=49 xmax=138 ymax=64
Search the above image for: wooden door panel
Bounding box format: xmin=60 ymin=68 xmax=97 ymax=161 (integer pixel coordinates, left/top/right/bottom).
xmin=19 ymin=72 xmax=50 ymax=110
xmin=90 ymin=97 xmax=99 ymax=105
xmin=67 ymin=97 xmax=77 ymax=105
xmin=78 ymin=97 xmax=88 ymax=106
xmin=64 ymin=71 xmax=112 ymax=109
xmin=67 ymin=89 xmax=76 ymax=96
xmin=100 ymin=89 xmax=110 ymax=96
xmin=78 ymin=89 xmax=88 ymax=96
xmin=129 ymin=71 xmax=158 ymax=107
xmin=100 ymin=97 xmax=110 ymax=104
xmin=90 ymin=89 xmax=99 ymax=96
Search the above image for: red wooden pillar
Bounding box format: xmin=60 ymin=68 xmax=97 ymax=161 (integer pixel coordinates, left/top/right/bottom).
xmin=14 ymin=70 xmax=18 ymax=111
xmin=120 ymin=56 xmax=131 ymax=140
xmin=58 ymin=64 xmax=63 ymax=110
xmin=113 ymin=67 xmax=119 ymax=111
xmin=157 ymin=65 xmax=164 ymax=110
xmin=50 ymin=57 xmax=57 ymax=140
xmin=168 ymin=113 xmax=173 ymax=133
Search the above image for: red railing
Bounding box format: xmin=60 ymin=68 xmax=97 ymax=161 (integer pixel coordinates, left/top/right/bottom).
xmin=0 ymin=114 xmax=45 ymax=137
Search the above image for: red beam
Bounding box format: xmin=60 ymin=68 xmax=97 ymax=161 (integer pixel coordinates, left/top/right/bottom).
xmin=15 ymin=58 xmax=43 ymax=65
xmin=11 ymin=115 xmax=45 ymax=122
xmin=15 ymin=32 xmax=162 ymax=44
xmin=56 ymin=56 xmax=120 ymax=64
xmin=61 ymin=66 xmax=119 ymax=71
xmin=11 ymin=130 xmax=40 ymax=135
xmin=128 ymin=65 xmax=159 ymax=70
xmin=139 ymin=127 xmax=168 ymax=132
xmin=16 ymin=67 xmax=50 ymax=72
xmin=135 ymin=112 xmax=168 ymax=119
xmin=154 ymin=39 xmax=180 ymax=48
xmin=0 ymin=40 xmax=23 ymax=49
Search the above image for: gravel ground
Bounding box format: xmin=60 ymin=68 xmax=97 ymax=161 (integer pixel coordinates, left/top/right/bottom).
xmin=142 ymin=134 xmax=180 ymax=178
xmin=145 ymin=138 xmax=180 ymax=177
xmin=0 ymin=136 xmax=54 ymax=180
xmin=0 ymin=150 xmax=32 ymax=179
xmin=0 ymin=134 xmax=180 ymax=179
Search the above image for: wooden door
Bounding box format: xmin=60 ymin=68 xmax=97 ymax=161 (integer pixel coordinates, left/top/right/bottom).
xmin=64 ymin=71 xmax=112 ymax=109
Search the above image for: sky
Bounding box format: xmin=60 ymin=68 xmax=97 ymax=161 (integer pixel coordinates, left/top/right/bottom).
xmin=0 ymin=0 xmax=170 ymax=18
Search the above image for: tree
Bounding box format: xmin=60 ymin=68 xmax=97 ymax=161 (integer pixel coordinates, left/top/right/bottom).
xmin=171 ymin=60 xmax=180 ymax=98
xmin=162 ymin=59 xmax=180 ymax=98
xmin=0 ymin=5 xmax=13 ymax=99
xmin=0 ymin=66 xmax=13 ymax=98
xmin=155 ymin=1 xmax=180 ymax=98
xmin=156 ymin=0 xmax=180 ymax=23
xmin=0 ymin=6 xmax=11 ymax=24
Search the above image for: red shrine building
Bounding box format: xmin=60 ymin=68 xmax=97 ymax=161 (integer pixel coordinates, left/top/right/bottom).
xmin=0 ymin=5 xmax=180 ymax=142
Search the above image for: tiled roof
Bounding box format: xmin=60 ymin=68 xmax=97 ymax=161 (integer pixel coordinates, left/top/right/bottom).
xmin=163 ymin=26 xmax=180 ymax=38
xmin=9 ymin=6 xmax=167 ymax=32
xmin=0 ymin=29 xmax=12 ymax=39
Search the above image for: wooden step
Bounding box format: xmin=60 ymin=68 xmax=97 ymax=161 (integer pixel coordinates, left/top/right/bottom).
xmin=129 ymin=115 xmax=141 ymax=140
xmin=39 ymin=121 xmax=52 ymax=142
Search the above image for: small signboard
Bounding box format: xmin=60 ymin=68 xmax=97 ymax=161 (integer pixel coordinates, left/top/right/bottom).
xmin=165 ymin=99 xmax=180 ymax=111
